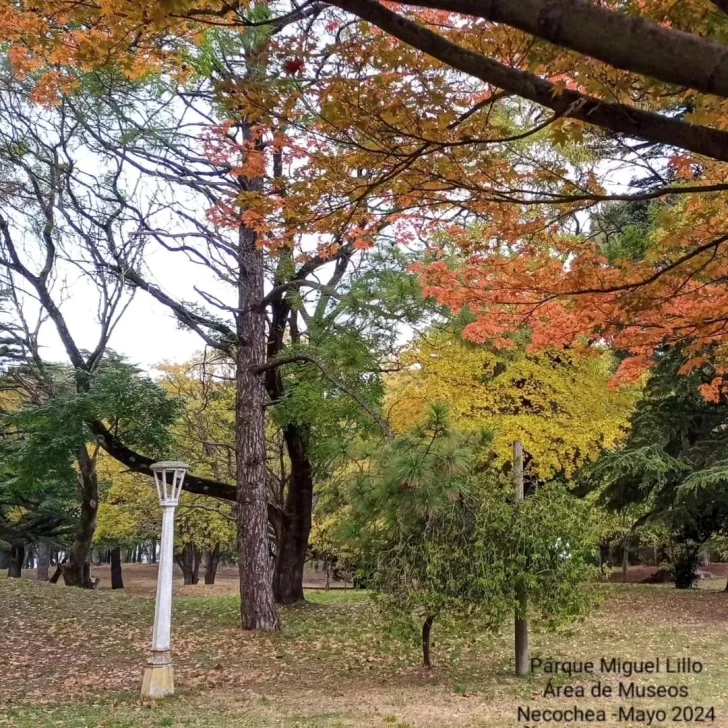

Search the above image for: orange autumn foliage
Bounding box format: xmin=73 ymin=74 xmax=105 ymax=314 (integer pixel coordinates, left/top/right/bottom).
xmin=4 ymin=0 xmax=728 ymax=375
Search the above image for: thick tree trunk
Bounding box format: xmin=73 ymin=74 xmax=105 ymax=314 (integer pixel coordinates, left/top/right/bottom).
xmin=422 ymin=616 xmax=435 ymax=669
xmin=36 ymin=541 xmax=50 ymax=581
xmin=273 ymin=425 xmax=314 ymax=604
xmin=175 ymin=543 xmax=201 ymax=585
xmin=204 ymin=544 xmax=221 ymax=585
xmin=110 ymin=546 xmax=124 ymax=589
xmin=236 ymin=220 xmax=279 ymax=631
xmin=8 ymin=543 xmax=24 ymax=578
xmin=62 ymin=445 xmax=99 ymax=588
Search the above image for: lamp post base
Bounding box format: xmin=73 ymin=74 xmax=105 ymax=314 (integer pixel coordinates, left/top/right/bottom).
xmin=141 ymin=651 xmax=174 ymax=698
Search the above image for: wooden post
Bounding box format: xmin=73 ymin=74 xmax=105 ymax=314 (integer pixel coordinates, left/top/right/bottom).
xmin=513 ymin=440 xmax=529 ymax=676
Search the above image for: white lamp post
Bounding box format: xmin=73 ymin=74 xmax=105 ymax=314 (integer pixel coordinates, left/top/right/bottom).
xmin=141 ymin=460 xmax=190 ymax=699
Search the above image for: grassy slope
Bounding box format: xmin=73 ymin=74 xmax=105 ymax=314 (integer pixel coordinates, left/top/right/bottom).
xmin=1 ymin=575 xmax=728 ymax=727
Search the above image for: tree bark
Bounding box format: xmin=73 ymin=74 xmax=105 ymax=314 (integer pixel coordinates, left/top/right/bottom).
xmin=8 ymin=543 xmax=24 ymax=578
xmin=235 ymin=214 xmax=280 ymax=631
xmin=110 ymin=546 xmax=124 ymax=589
xmin=204 ymin=543 xmax=221 ymax=585
xmin=62 ymin=445 xmax=98 ymax=588
xmin=175 ymin=543 xmax=201 ymax=585
xmin=407 ymin=0 xmax=728 ymax=99
xmin=36 ymin=541 xmax=50 ymax=581
xmin=622 ymin=535 xmax=630 ymax=584
xmin=422 ymin=616 xmax=435 ymax=669
xmin=273 ymin=424 xmax=314 ymax=604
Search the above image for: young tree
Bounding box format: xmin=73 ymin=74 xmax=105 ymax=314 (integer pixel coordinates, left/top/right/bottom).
xmin=332 ymin=405 xmax=598 ymax=667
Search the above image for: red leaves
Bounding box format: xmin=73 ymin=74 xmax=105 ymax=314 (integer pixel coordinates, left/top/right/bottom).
xmin=283 ymin=58 xmax=304 ymax=75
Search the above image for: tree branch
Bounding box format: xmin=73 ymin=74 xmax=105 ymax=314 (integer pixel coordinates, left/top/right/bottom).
xmin=328 ymin=0 xmax=728 ymax=162
xmin=408 ymin=0 xmax=728 ymax=99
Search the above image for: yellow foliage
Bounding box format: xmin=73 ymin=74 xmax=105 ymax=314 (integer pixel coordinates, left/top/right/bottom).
xmin=386 ymin=333 xmax=638 ymax=480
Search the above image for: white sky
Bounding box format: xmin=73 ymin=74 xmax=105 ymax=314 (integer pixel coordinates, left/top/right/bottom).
xmin=36 ymin=246 xmax=216 ymax=373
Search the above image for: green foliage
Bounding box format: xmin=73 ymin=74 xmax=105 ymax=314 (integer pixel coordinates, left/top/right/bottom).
xmin=274 ymin=246 xmax=430 ymax=477
xmin=584 ymin=346 xmax=728 ymax=585
xmin=329 ymin=406 xmax=597 ymax=659
xmin=0 ymin=356 xmax=180 ymax=545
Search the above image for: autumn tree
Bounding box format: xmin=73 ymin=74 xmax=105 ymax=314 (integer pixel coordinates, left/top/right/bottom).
xmin=387 ymin=328 xmax=636 ymax=480
xmin=7 ymin=0 xmax=728 ymax=621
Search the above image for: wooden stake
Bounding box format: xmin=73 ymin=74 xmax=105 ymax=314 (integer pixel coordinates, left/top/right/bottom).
xmin=513 ymin=440 xmax=528 ymax=677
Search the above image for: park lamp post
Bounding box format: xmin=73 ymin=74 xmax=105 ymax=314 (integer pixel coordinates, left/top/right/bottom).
xmin=141 ymin=460 xmax=190 ymax=699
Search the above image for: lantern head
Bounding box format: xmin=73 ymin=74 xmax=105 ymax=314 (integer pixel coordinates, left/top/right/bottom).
xmin=150 ymin=461 xmax=190 ymax=506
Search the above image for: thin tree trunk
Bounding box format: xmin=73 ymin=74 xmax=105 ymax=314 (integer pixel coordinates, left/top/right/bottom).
xmin=235 ymin=215 xmax=279 ymax=631
xmin=151 ymin=538 xmax=157 ymax=564
xmin=204 ymin=544 xmax=221 ymax=585
xmin=622 ymin=535 xmax=630 ymax=583
xmin=513 ymin=440 xmax=529 ymax=676
xmin=8 ymin=543 xmax=24 ymax=578
xmin=62 ymin=445 xmax=98 ymax=588
xmin=422 ymin=616 xmax=435 ymax=669
xmin=273 ymin=425 xmax=314 ymax=604
xmin=110 ymin=546 xmax=124 ymax=589
xmin=36 ymin=541 xmax=50 ymax=581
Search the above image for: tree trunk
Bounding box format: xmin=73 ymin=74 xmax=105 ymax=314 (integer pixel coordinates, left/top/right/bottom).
xmin=8 ymin=543 xmax=24 ymax=578
xmin=235 ymin=218 xmax=279 ymax=631
xmin=0 ymin=549 xmax=9 ymax=571
xmin=204 ymin=544 xmax=221 ymax=585
xmin=273 ymin=424 xmax=314 ymax=604
xmin=151 ymin=538 xmax=157 ymax=564
xmin=110 ymin=546 xmax=124 ymax=589
xmin=422 ymin=616 xmax=435 ymax=669
xmin=36 ymin=541 xmax=50 ymax=581
xmin=175 ymin=543 xmax=201 ymax=585
xmin=62 ymin=445 xmax=98 ymax=588
xmin=622 ymin=535 xmax=630 ymax=583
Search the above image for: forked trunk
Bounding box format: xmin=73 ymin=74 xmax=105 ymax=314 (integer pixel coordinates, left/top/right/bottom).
xmin=62 ymin=445 xmax=98 ymax=588
xmin=204 ymin=544 xmax=221 ymax=585
xmin=273 ymin=424 xmax=314 ymax=604
xmin=175 ymin=543 xmax=201 ymax=585
xmin=110 ymin=547 xmax=124 ymax=589
xmin=236 ymin=220 xmax=279 ymax=631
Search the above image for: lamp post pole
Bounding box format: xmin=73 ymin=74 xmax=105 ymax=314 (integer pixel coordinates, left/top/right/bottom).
xmin=141 ymin=461 xmax=190 ymax=699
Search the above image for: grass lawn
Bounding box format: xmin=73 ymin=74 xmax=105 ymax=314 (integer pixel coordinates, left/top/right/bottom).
xmin=1 ymin=570 xmax=728 ymax=727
